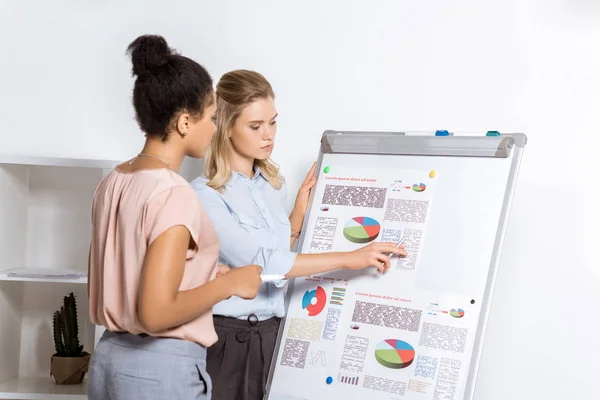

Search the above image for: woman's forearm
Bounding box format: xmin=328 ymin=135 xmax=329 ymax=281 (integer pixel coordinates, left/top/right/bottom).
xmin=138 ymin=275 xmax=234 ymax=333
xmin=289 ymin=209 xmax=304 ymax=248
xmin=286 ymin=252 xmax=350 ymax=278
xmin=289 ymin=209 xmax=304 ymax=235
xmin=286 ymin=209 xmax=347 ymax=277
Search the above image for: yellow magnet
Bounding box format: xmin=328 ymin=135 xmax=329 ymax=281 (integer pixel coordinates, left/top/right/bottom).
xmin=429 ymin=170 xmax=436 ymax=178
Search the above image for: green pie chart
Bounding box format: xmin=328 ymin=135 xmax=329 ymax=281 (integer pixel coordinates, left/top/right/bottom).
xmin=374 ymin=339 xmax=415 ymax=369
xmin=343 ymin=216 xmax=381 ymax=244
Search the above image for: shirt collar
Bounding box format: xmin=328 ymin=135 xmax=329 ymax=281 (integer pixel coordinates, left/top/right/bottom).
xmin=227 ymin=165 xmax=266 ymax=186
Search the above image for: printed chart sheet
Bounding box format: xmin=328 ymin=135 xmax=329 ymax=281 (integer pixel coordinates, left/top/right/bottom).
xmin=269 ymin=161 xmax=479 ymax=400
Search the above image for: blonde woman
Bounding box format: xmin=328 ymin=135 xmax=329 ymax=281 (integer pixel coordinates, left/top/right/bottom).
xmin=191 ymin=70 xmax=406 ymax=400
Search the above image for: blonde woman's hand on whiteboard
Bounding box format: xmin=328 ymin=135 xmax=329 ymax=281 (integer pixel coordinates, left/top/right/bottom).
xmin=224 ymin=265 xmax=263 ymax=300
xmin=344 ymin=242 xmax=407 ymax=274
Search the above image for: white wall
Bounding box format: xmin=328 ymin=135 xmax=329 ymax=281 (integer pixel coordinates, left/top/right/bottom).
xmin=1 ymin=0 xmax=599 ymax=398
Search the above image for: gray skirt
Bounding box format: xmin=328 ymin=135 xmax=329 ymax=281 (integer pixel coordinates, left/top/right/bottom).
xmin=207 ymin=315 xmax=281 ymax=400
xmin=88 ymin=330 xmax=211 ymax=399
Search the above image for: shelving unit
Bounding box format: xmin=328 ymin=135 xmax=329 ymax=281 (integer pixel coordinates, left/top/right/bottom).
xmin=0 ymin=155 xmax=119 ymax=400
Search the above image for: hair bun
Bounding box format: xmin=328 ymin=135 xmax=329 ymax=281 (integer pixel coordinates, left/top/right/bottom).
xmin=126 ymin=34 xmax=173 ymax=76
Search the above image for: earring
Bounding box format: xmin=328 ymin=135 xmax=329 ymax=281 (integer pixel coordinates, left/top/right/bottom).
xmin=181 ymin=132 xmax=187 ymax=137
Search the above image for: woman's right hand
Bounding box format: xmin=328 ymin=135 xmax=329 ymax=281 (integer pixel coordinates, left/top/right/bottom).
xmin=344 ymin=242 xmax=407 ymax=273
xmin=224 ymin=265 xmax=263 ymax=299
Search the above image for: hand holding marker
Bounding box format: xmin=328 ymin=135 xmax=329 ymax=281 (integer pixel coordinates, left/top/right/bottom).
xmin=381 ymin=234 xmax=408 ymax=271
xmin=261 ymin=236 xmax=408 ymax=282
xmin=390 ymin=234 xmax=408 ymax=257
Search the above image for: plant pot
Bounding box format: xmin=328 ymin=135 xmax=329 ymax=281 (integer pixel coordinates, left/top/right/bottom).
xmin=50 ymin=352 xmax=91 ymax=385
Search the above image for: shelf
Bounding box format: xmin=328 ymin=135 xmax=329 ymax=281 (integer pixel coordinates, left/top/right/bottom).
xmin=0 ymin=268 xmax=87 ymax=284
xmin=0 ymin=154 xmax=119 ymax=169
xmin=0 ymin=377 xmax=87 ymax=399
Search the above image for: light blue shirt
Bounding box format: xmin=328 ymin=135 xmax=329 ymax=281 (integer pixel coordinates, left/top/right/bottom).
xmin=190 ymin=168 xmax=297 ymax=320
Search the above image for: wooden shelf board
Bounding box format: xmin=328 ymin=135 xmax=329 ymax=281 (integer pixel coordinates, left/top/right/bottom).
xmin=0 ymin=376 xmax=87 ymax=399
xmin=0 ymin=154 xmax=118 ymax=170
xmin=0 ymin=268 xmax=87 ymax=284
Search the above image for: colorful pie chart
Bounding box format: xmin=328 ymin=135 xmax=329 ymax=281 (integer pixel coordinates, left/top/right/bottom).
xmin=374 ymin=339 xmax=415 ymax=369
xmin=301 ymin=286 xmax=327 ymax=316
xmin=343 ymin=217 xmax=381 ymax=244
xmin=412 ymin=183 xmax=426 ymax=192
xmin=450 ymin=308 xmax=465 ymax=318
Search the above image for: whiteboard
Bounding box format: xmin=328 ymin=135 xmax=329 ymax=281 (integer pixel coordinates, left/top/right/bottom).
xmin=265 ymin=131 xmax=526 ymax=400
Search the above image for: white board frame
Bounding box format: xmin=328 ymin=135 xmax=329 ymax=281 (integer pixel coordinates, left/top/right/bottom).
xmin=264 ymin=130 xmax=527 ymax=400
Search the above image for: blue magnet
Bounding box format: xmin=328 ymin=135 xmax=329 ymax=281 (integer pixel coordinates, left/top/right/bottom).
xmin=326 ymin=376 xmax=333 ymax=384
xmin=486 ymin=131 xmax=500 ymax=136
xmin=435 ymin=130 xmax=449 ymax=136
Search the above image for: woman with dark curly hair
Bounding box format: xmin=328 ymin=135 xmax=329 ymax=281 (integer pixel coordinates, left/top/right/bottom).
xmin=86 ymin=35 xmax=262 ymax=400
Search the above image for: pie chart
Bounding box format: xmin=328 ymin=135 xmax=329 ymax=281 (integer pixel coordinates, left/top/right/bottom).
xmin=412 ymin=183 xmax=426 ymax=192
xmin=374 ymin=339 xmax=415 ymax=369
xmin=450 ymin=308 xmax=465 ymax=318
xmin=301 ymin=286 xmax=327 ymax=316
xmin=343 ymin=217 xmax=381 ymax=244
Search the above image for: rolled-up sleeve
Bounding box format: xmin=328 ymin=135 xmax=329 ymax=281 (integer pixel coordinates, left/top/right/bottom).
xmin=192 ymin=181 xmax=296 ymax=287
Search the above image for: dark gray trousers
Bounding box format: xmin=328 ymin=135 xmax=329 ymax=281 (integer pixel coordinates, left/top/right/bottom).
xmin=207 ymin=315 xmax=281 ymax=400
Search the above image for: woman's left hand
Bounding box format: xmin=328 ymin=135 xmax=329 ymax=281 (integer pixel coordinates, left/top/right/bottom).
xmin=216 ymin=264 xmax=231 ymax=277
xmin=293 ymin=162 xmax=317 ymax=217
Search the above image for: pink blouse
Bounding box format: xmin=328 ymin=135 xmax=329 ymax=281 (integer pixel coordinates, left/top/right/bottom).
xmin=88 ymin=168 xmax=219 ymax=347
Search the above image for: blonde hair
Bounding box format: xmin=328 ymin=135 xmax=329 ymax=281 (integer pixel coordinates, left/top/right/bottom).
xmin=204 ymin=69 xmax=284 ymax=192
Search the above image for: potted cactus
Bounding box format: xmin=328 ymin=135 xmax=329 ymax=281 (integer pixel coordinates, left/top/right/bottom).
xmin=50 ymin=292 xmax=91 ymax=385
